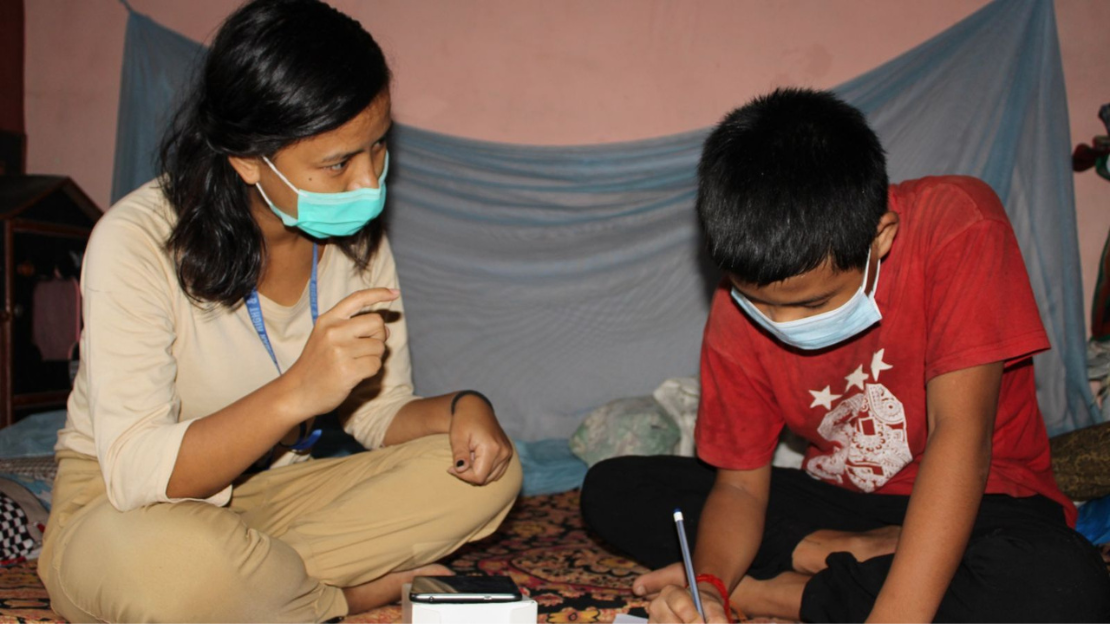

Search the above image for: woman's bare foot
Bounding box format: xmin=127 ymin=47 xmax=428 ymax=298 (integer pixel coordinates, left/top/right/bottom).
xmin=343 ymin=563 xmax=454 ymax=615
xmin=792 ymin=525 xmax=902 ymax=574
xmin=631 ymin=562 xmax=686 ymax=598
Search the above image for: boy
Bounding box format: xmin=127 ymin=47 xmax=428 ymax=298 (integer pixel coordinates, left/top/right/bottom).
xmin=581 ymin=88 xmax=1110 ymax=622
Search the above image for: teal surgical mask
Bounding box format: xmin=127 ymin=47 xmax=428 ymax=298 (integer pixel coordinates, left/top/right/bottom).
xmin=255 ymin=153 xmax=389 ymax=239
xmin=731 ymin=250 xmax=882 ymax=350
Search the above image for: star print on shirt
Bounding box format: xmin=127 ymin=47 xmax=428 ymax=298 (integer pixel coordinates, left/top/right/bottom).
xmin=870 ymin=349 xmax=893 ymax=382
xmin=805 ymin=348 xmax=909 ymax=491
xmin=845 ymin=365 xmax=868 ymax=392
xmin=809 ymin=386 xmax=843 ymax=410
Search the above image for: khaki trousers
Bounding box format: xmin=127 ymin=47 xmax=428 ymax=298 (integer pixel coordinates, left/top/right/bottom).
xmin=38 ymin=434 xmax=522 ymax=623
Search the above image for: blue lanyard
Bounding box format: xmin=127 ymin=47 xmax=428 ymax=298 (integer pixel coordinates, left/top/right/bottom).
xmin=246 ymin=245 xmax=320 ymax=372
xmin=245 ymin=244 xmax=322 ymax=452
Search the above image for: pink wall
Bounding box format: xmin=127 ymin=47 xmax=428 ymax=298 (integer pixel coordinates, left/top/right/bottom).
xmin=24 ymin=0 xmax=1110 ymax=333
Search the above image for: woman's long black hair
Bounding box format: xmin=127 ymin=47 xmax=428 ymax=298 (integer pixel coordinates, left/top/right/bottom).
xmin=160 ymin=0 xmax=390 ymax=307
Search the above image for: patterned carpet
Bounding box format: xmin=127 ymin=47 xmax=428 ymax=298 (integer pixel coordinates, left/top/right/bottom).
xmin=349 ymin=489 xmax=650 ymax=623
xmin=0 ymin=490 xmax=651 ymax=623
xmin=0 ymin=560 xmax=54 ymax=624
xmin=3 ymin=490 xmax=1107 ymax=623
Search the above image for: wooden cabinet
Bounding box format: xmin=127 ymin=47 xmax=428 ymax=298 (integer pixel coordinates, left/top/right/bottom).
xmin=0 ymin=175 xmax=100 ymax=427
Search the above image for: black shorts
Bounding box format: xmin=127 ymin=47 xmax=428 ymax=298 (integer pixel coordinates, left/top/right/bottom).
xmin=580 ymin=456 xmax=1110 ymax=623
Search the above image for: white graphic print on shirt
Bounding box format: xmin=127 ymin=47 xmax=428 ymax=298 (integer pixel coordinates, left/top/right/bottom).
xmin=804 ymin=349 xmax=911 ymax=492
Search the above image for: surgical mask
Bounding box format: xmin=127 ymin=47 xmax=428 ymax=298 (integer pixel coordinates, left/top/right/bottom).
xmin=730 ymin=250 xmax=882 ymax=350
xmin=255 ymin=153 xmax=389 ymax=239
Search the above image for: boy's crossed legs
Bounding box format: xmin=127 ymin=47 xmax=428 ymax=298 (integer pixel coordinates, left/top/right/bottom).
xmin=634 ymin=524 xmax=899 ymax=620
xmin=581 ymin=456 xmax=1110 ymax=622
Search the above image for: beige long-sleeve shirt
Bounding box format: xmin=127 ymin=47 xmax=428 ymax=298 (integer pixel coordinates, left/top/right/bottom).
xmin=57 ymin=181 xmax=417 ymax=512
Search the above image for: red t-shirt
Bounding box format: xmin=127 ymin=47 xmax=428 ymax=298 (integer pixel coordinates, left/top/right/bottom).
xmin=695 ymin=175 xmax=1075 ymax=526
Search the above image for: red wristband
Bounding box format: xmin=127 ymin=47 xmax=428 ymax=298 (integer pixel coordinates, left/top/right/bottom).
xmin=694 ymin=573 xmax=745 ymax=623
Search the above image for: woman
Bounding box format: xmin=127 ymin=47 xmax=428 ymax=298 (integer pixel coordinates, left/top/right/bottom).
xmin=38 ymin=1 xmax=521 ymax=621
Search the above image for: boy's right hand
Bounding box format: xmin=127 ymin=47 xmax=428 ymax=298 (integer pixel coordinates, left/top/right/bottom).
xmin=283 ymin=287 xmax=400 ymax=419
xmin=648 ymin=584 xmax=731 ymax=623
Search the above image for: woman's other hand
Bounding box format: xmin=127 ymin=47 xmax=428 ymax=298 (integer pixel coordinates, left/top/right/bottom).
xmin=284 ymin=287 xmax=400 ymax=419
xmin=448 ymin=393 xmax=514 ymax=486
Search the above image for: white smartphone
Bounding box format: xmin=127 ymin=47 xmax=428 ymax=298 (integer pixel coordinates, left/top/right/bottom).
xmin=408 ymin=575 xmax=523 ymax=604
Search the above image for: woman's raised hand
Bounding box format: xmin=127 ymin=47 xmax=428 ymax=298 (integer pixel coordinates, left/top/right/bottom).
xmin=284 ymin=288 xmax=400 ymax=419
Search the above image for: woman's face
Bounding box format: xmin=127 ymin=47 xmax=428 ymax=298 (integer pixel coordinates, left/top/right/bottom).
xmin=250 ymin=90 xmax=392 ymax=220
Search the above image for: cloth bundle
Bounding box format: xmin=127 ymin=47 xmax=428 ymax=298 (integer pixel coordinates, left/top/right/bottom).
xmin=0 ymin=478 xmax=48 ymax=566
xmin=569 ymin=378 xmax=698 ymax=467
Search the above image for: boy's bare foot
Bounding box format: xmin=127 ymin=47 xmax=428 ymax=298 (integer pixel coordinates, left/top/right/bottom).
xmin=343 ymin=563 xmax=454 ymax=615
xmin=731 ymin=572 xmax=808 ymax=621
xmin=631 ymin=562 xmax=685 ymax=598
xmin=792 ymin=525 xmax=901 ymax=574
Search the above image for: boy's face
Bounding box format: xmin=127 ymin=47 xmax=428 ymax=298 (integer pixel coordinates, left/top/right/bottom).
xmin=728 ymin=210 xmax=900 ymax=324
xmin=728 ymin=254 xmax=876 ymax=324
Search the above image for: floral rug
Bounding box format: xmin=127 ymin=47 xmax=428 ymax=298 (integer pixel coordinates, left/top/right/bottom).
xmin=348 ymin=489 xmax=650 ymax=623
xmin=0 ymin=490 xmax=651 ymax=623
xmin=6 ymin=489 xmax=1105 ymax=623
xmin=0 ymin=560 xmax=55 ymax=624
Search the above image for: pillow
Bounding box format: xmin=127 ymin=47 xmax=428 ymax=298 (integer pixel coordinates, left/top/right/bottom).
xmin=0 ymin=477 xmax=49 ymax=565
xmin=570 ymin=396 xmax=680 ymax=467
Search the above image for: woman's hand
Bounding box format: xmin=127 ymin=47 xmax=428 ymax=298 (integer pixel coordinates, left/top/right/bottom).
xmin=447 ymin=393 xmax=514 ymax=485
xmin=648 ymin=583 xmax=732 ymax=624
xmin=283 ymin=288 xmax=400 ymax=419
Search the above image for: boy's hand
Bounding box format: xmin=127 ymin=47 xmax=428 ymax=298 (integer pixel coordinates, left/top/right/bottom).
xmin=647 ymin=584 xmax=731 ymax=623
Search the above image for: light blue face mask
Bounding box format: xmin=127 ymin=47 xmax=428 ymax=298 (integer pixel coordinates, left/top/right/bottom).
xmin=255 ymin=152 xmax=389 ymax=239
xmin=730 ymin=250 xmax=882 ymax=350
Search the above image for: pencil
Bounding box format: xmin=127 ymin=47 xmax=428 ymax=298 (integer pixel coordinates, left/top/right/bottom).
xmin=673 ymin=508 xmax=706 ymax=622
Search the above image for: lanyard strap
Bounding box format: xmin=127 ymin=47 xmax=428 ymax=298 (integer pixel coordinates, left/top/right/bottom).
xmin=245 ymin=244 xmax=319 ymax=373
xmin=245 ymin=244 xmax=322 ymax=453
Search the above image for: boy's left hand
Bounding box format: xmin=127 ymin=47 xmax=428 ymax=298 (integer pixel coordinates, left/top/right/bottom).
xmin=447 ymin=395 xmax=514 ymax=485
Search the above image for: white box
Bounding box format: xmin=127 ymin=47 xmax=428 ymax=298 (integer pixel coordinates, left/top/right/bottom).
xmin=401 ymin=583 xmax=538 ymax=624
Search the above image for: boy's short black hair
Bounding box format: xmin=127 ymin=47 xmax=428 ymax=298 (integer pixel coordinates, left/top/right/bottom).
xmin=696 ymin=88 xmax=889 ymax=285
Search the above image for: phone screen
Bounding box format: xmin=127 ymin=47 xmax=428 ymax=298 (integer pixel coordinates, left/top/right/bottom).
xmin=409 ymin=575 xmax=523 ymax=603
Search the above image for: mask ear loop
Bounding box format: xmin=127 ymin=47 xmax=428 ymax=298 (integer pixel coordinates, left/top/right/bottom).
xmin=856 ymin=248 xmax=873 ymax=293
xmin=254 ymin=174 xmax=302 ymax=227
xmin=261 ymin=156 xmax=306 ymax=197
xmin=866 ymin=254 xmax=882 ymax=300
xmin=254 ymin=180 xmax=278 ymax=208
xmin=378 ymin=151 xmax=390 ymax=182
